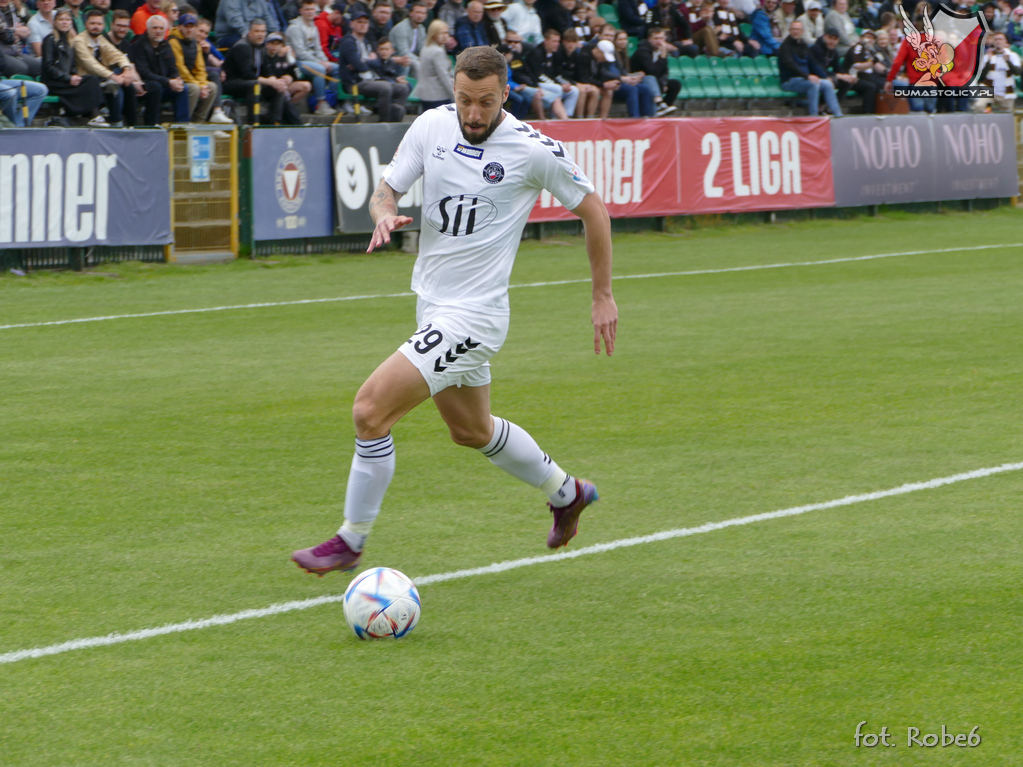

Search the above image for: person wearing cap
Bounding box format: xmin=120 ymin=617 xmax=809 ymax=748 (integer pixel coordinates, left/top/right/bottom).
xmin=72 ymin=7 xmax=142 ymax=125
xmin=337 ymin=8 xmax=410 ymax=120
xmin=842 ymin=26 xmax=885 ymax=112
xmin=214 ymin=0 xmax=280 ymax=49
xmin=593 ymin=37 xmax=646 ymax=117
xmin=454 ymin=0 xmax=487 ymax=52
xmin=287 ymin=0 xmax=339 ymax=114
xmin=263 ymin=30 xmax=311 ymax=119
xmin=482 ymin=0 xmax=506 ymax=46
xmin=796 ymin=0 xmax=824 ymax=45
xmin=170 ymin=12 xmax=234 ymax=122
xmin=222 ymin=18 xmax=289 ymax=123
xmin=778 ymin=20 xmax=843 ymax=116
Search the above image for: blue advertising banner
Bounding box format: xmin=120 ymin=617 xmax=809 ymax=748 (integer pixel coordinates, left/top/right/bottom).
xmin=0 ymin=128 xmax=171 ymax=248
xmin=830 ymin=113 xmax=1018 ymax=207
xmin=251 ymin=127 xmax=335 ymax=240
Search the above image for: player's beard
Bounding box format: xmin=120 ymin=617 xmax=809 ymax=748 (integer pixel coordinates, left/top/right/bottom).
xmin=460 ymin=109 xmax=503 ymax=145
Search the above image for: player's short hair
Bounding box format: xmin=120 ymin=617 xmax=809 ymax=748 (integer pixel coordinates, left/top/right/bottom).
xmin=454 ymin=45 xmax=508 ymax=89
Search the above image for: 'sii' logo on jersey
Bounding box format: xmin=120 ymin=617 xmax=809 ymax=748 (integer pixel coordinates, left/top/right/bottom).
xmin=425 ymin=195 xmax=498 ymax=237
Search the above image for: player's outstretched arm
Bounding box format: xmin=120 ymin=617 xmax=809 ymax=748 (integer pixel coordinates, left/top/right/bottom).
xmin=367 ymin=179 xmax=415 ymax=253
xmin=572 ymin=191 xmax=617 ymax=357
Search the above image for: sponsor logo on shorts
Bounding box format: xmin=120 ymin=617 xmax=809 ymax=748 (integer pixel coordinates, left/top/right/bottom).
xmin=454 ymin=144 xmax=485 ymax=160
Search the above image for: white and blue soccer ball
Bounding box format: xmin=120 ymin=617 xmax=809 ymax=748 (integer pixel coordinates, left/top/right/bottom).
xmin=343 ymin=567 xmax=421 ymax=639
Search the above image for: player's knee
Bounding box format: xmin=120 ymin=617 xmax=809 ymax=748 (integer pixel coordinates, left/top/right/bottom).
xmin=447 ymin=423 xmax=489 ymax=449
xmin=352 ymin=395 xmax=388 ymax=439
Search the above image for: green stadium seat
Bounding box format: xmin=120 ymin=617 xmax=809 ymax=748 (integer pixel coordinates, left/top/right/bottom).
xmin=694 ymin=56 xmax=715 ymax=75
xmin=685 ymin=77 xmax=706 ymax=98
xmin=755 ymin=57 xmax=777 ymax=76
xmin=747 ymin=75 xmax=770 ymax=98
xmin=627 ymin=36 xmax=638 ymax=57
xmin=698 ymin=74 xmax=722 ymax=98
xmin=732 ymin=75 xmax=756 ymax=98
xmin=597 ymin=3 xmax=619 ymax=25
xmin=677 ymin=56 xmax=698 ymax=77
xmin=668 ymin=56 xmax=685 ymax=80
xmin=721 ymin=58 xmax=744 ymax=77
xmin=739 ymin=22 xmax=752 ymax=38
xmin=739 ymin=57 xmax=758 ymax=76
xmin=716 ymin=75 xmax=738 ymax=97
xmin=760 ymin=74 xmax=787 ymax=97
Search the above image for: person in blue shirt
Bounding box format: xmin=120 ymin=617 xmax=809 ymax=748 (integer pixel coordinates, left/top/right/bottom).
xmin=749 ymin=0 xmax=783 ymax=56
xmin=454 ymin=0 xmax=487 ymax=52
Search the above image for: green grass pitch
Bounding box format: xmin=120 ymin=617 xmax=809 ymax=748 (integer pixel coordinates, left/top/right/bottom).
xmin=1 ymin=207 xmax=1022 ymax=766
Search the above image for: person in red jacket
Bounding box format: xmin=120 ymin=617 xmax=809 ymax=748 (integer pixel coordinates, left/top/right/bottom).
xmin=315 ymin=1 xmax=343 ymax=61
xmin=883 ymin=19 xmax=936 ymax=113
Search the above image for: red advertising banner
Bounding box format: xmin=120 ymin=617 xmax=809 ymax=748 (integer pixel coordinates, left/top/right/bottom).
xmin=675 ymin=117 xmax=835 ymax=213
xmin=526 ymin=117 xmax=835 ymax=221
xmin=527 ymin=118 xmax=680 ymax=222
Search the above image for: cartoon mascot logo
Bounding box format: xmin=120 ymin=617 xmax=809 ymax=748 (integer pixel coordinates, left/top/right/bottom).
xmin=899 ymin=4 xmax=990 ymax=88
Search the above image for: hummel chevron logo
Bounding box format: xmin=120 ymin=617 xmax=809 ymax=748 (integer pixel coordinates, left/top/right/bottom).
xmin=433 ymin=338 xmax=481 ymax=374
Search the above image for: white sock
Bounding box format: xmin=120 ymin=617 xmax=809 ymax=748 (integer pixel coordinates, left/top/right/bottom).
xmin=542 ymin=473 xmax=578 ymax=508
xmin=480 ymin=416 xmax=575 ymax=505
xmin=337 ymin=434 xmax=395 ymax=551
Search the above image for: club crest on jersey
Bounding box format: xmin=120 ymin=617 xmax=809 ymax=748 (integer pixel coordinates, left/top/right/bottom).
xmin=482 ymin=162 xmax=505 ymax=184
xmin=454 ymin=144 xmax=484 ymax=160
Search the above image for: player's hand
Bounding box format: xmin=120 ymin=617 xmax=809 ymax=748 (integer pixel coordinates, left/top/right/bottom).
xmin=592 ymin=295 xmax=617 ymax=356
xmin=367 ymin=214 xmax=414 ymax=252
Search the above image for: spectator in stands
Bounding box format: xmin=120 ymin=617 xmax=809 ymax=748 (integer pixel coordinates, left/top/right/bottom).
xmin=170 ymin=12 xmax=234 ymax=122
xmin=525 ymin=27 xmax=579 ymax=114
xmin=41 ymin=8 xmax=107 ymax=123
xmin=454 ymin=0 xmax=487 ymax=51
xmin=823 ymin=0 xmax=856 ymax=58
xmin=196 ymin=15 xmax=225 ymax=83
xmin=392 ymin=0 xmax=410 ymax=24
xmin=390 ymin=1 xmax=427 ymax=75
xmin=593 ymin=37 xmax=648 ymax=116
xmin=613 ymin=27 xmax=669 ymax=115
xmin=85 ymin=0 xmax=115 ymax=35
xmin=876 ymin=11 xmax=899 ymax=46
xmin=287 ymin=0 xmax=339 ymax=114
xmin=631 ymin=26 xmax=680 ymax=113
xmin=64 ymin=0 xmax=87 ymax=33
xmin=410 ymin=18 xmax=453 ymax=107
xmin=367 ymin=1 xmax=393 ymax=46
xmin=375 ymin=35 xmax=407 ymax=83
xmin=0 ymin=56 xmax=47 ymax=125
xmin=130 ymin=14 xmax=190 ymax=123
xmin=873 ymin=28 xmax=894 ymax=70
xmin=73 ymin=8 xmax=141 ymax=126
xmin=544 ymin=0 xmax=575 ymax=36
xmin=504 ymin=0 xmax=543 ymax=46
xmin=130 ymin=0 xmax=164 ymax=36
xmin=560 ymin=27 xmax=598 ymax=116
xmin=162 ymin=1 xmax=180 ymax=30
xmin=777 ymin=19 xmax=842 ymax=116
xmin=505 ymin=29 xmax=570 ymax=117
xmin=1006 ymin=6 xmax=1023 ymax=45
xmin=643 ymin=0 xmax=697 ymax=58
xmin=315 ymin=2 xmax=343 ymax=61
xmin=978 ymin=31 xmax=1020 ymax=111
xmin=883 ymin=17 xmax=935 ymax=113
xmin=1 ymin=0 xmax=42 ymax=76
xmin=992 ymin=0 xmax=1012 ymax=33
xmin=616 ymin=0 xmax=647 ymax=37
xmin=797 ymin=0 xmax=823 ymax=44
xmin=773 ymin=0 xmax=796 ymax=40
xmin=337 ymin=9 xmax=409 ymax=120
xmin=686 ymin=1 xmax=722 ymax=56
xmin=810 ymin=30 xmax=857 ymax=111
xmin=222 ymin=19 xmax=288 ymax=123
xmin=714 ymin=0 xmax=758 ymax=56
xmin=28 ymin=0 xmax=56 ymax=56
xmin=107 ymin=9 xmax=134 ymax=53
xmin=436 ymin=0 xmax=464 ymax=33
xmin=749 ymin=0 xmax=783 ymax=56
xmin=262 ymin=31 xmax=310 ymax=118
xmin=842 ymin=27 xmax=885 ymax=112
xmin=215 ymin=0 xmax=280 ymax=49
xmin=570 ymin=3 xmax=596 ymax=41
xmin=483 ymin=0 xmax=507 ymax=45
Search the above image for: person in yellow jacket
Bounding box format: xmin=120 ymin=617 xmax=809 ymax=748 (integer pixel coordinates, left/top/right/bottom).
xmin=168 ymin=12 xmax=233 ymax=122
xmin=72 ymin=8 xmax=144 ymax=125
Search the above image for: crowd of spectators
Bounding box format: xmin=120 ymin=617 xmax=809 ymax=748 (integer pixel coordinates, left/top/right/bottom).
xmin=1 ymin=0 xmax=1021 ymax=127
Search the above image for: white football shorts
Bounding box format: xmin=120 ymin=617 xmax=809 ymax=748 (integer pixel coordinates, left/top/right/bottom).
xmin=397 ymin=299 xmax=510 ymax=396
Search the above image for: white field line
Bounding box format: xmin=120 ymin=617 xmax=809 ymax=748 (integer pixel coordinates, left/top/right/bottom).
xmin=2 ymin=460 xmax=1021 ymax=666
xmin=1 ymin=242 xmax=1019 ymax=332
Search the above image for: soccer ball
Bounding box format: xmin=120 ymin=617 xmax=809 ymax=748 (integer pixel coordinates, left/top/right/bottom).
xmin=342 ymin=567 xmax=421 ymax=639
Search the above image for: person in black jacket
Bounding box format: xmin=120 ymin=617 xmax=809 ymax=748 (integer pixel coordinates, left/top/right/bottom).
xmin=810 ymin=30 xmax=857 ymax=110
xmin=40 ymin=8 xmax=105 ymax=121
xmin=337 ymin=9 xmax=408 ymax=121
xmin=222 ymin=18 xmax=288 ymax=124
xmin=524 ymin=28 xmax=578 ymax=116
xmin=644 ymin=0 xmax=699 ymax=57
xmin=778 ymin=20 xmax=842 ymax=115
xmin=560 ymin=28 xmax=599 ymax=117
xmin=129 ymin=14 xmax=190 ymax=123
xmin=630 ymin=27 xmax=681 ymax=114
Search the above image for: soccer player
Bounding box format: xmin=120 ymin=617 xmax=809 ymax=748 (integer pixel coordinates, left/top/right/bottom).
xmin=292 ymin=45 xmax=617 ymax=576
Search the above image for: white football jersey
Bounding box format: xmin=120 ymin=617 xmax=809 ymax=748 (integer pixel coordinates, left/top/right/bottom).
xmin=382 ymin=105 xmax=595 ymax=316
